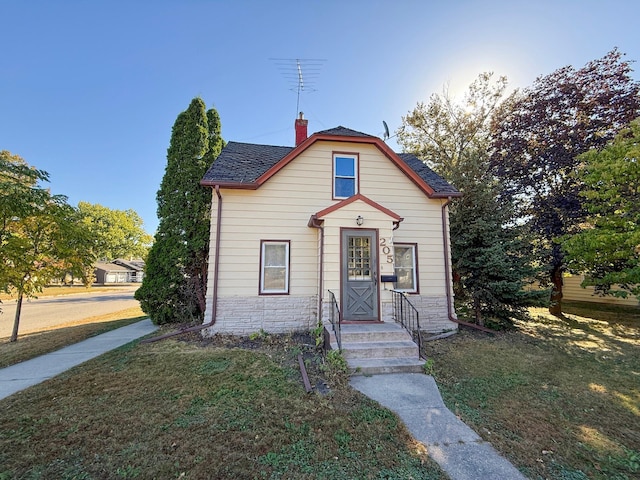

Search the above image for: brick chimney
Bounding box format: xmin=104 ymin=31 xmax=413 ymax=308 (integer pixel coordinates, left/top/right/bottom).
xmin=295 ymin=112 xmax=308 ymax=146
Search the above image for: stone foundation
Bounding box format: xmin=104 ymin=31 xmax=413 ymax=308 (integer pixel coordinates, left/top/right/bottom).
xmin=321 ymin=295 xmax=457 ymax=334
xmin=204 ymin=294 xmax=457 ymax=337
xmin=202 ymin=295 xmax=317 ymax=336
xmin=400 ymin=295 xmax=458 ymax=333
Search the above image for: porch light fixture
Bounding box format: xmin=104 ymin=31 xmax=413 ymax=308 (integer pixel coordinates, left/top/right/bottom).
xmin=356 ymin=215 xmax=364 ymax=226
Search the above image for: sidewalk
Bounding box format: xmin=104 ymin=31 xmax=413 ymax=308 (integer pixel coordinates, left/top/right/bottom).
xmin=351 ymin=373 xmax=527 ymax=480
xmin=0 ymin=319 xmax=158 ymax=401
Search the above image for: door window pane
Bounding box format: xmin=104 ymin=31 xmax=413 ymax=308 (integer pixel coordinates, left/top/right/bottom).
xmin=348 ymin=236 xmax=371 ymax=280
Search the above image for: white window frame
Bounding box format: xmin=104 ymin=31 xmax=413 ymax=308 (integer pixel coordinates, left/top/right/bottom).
xmin=333 ymin=153 xmax=359 ymax=199
xmin=393 ymin=243 xmax=418 ymax=293
xmin=259 ymin=240 xmax=290 ymax=295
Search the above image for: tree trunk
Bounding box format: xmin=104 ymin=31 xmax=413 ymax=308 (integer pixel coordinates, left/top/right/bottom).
xmin=10 ymin=291 xmax=24 ymax=342
xmin=549 ymin=266 xmax=563 ymax=317
xmin=474 ymin=296 xmax=484 ymax=326
xmin=196 ymin=262 xmax=207 ymax=316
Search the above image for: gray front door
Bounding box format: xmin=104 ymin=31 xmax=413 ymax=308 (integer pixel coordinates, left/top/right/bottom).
xmin=341 ymin=229 xmax=379 ymax=321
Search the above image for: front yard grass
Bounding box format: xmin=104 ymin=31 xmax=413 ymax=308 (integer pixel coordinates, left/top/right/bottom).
xmin=426 ymin=303 xmax=640 ymax=480
xmin=0 ymin=332 xmax=445 ymax=479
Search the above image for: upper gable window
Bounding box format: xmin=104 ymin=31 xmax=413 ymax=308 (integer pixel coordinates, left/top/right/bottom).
xmin=333 ymin=153 xmax=359 ymax=199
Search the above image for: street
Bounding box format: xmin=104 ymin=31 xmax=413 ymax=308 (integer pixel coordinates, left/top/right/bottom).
xmin=0 ymin=286 xmax=141 ymax=338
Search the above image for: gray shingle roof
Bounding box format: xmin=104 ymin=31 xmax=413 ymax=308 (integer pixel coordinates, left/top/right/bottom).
xmin=397 ymin=153 xmax=461 ymax=195
xmin=315 ymin=126 xmax=376 ymax=138
xmin=94 ymin=262 xmax=132 ymax=273
xmin=201 ymin=128 xmax=460 ymax=196
xmin=202 ymin=142 xmax=293 ymax=184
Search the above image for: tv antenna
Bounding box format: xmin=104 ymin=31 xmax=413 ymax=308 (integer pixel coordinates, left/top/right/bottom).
xmin=271 ymin=58 xmax=326 ymax=115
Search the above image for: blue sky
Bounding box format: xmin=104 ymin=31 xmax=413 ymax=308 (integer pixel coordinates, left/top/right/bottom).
xmin=2 ymin=0 xmax=639 ymax=234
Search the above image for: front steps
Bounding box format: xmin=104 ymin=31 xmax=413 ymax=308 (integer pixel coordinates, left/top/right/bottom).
xmin=326 ymin=322 xmax=425 ymax=375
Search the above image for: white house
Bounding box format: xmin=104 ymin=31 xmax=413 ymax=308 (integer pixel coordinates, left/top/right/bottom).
xmin=199 ymin=115 xmax=461 ymax=353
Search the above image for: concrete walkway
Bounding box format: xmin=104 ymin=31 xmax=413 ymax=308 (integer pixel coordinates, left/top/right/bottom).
xmin=0 ymin=319 xmax=158 ymax=401
xmin=351 ymin=373 xmax=527 ymax=480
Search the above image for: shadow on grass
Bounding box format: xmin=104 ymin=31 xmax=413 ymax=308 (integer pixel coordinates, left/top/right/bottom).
xmin=426 ymin=310 xmax=640 ymax=480
xmin=562 ymin=300 xmax=640 ymax=326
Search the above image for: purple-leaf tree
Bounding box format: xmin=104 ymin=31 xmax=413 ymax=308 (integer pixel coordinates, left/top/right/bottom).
xmin=490 ymin=49 xmax=640 ymax=315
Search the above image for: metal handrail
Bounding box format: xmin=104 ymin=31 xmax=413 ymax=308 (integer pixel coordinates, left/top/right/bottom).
xmin=391 ymin=290 xmax=422 ymax=357
xmin=327 ymin=290 xmax=342 ymax=351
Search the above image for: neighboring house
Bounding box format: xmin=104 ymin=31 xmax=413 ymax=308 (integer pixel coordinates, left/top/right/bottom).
xmin=562 ymin=274 xmax=639 ymax=307
xmin=199 ymin=115 xmax=462 ymax=340
xmin=112 ymin=258 xmax=145 ymax=283
xmin=94 ymin=259 xmax=145 ymax=284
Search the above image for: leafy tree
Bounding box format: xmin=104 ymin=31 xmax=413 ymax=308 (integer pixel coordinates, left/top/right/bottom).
xmin=399 ymin=72 xmax=508 ymax=179
xmin=490 ymin=49 xmax=640 ymax=315
xmin=562 ymin=119 xmax=640 ymax=299
xmin=135 ymin=98 xmax=224 ymax=325
xmin=0 ymin=151 xmax=83 ymax=341
xmin=5 ymin=200 xmax=77 ymax=341
xmin=56 ymin=207 xmax=104 ymax=286
xmin=1 ymin=151 xmax=52 ymax=288
xmin=76 ymin=201 xmax=153 ymax=261
xmin=399 ymin=73 xmax=546 ymax=326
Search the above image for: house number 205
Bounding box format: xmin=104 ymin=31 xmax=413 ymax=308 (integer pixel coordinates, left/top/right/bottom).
xmin=380 ymin=238 xmax=393 ymax=263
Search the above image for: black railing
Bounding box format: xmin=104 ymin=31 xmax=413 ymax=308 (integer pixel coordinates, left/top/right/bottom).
xmin=327 ymin=290 xmax=342 ymax=351
xmin=391 ymin=290 xmax=422 ymax=357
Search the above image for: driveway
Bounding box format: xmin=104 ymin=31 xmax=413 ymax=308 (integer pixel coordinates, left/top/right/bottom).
xmin=0 ymin=286 xmax=141 ymax=338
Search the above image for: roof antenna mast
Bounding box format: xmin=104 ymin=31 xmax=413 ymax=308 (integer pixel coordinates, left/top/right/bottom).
xmin=296 ymin=59 xmax=304 ymax=114
xmin=271 ymin=58 xmax=327 ymax=117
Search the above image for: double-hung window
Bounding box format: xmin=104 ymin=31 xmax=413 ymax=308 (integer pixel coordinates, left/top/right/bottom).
xmin=260 ymin=240 xmax=290 ymax=294
xmin=394 ymin=243 xmax=418 ymax=293
xmin=333 ymin=153 xmax=358 ymax=199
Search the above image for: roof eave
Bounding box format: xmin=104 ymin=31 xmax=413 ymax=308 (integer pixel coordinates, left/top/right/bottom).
xmin=200 ymin=179 xmax=259 ymax=190
xmin=428 ymin=191 xmax=463 ymax=199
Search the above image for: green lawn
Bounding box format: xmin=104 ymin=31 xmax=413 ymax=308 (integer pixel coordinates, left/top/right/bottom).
xmin=3 ymin=300 xmax=637 ymax=479
xmin=0 ymin=333 xmax=445 ymax=479
xmin=426 ymin=303 xmax=640 ymax=480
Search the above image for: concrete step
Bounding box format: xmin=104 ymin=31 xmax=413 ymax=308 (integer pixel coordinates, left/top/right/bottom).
xmin=325 ymin=322 xmax=423 ymax=375
xmin=340 ymin=340 xmax=419 ymax=360
xmin=338 ymin=323 xmax=412 ymax=342
xmin=348 ymin=357 xmax=426 ymax=375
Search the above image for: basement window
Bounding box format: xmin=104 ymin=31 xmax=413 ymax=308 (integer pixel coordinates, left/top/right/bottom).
xmin=260 ymin=240 xmax=290 ymax=294
xmin=333 ymin=153 xmax=358 ymax=199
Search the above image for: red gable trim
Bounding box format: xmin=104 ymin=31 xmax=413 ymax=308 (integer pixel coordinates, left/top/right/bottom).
xmin=255 ymin=133 xmax=439 ymax=198
xmin=314 ymin=193 xmax=403 ymax=221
